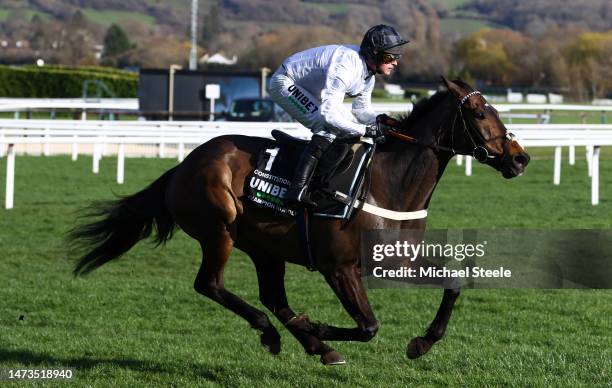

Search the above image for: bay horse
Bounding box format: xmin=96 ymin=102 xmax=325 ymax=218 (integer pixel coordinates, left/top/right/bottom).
xmin=70 ymin=78 xmax=530 ymax=365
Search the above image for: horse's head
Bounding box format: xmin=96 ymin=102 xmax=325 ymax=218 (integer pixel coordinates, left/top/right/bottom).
xmin=441 ymin=77 xmax=530 ymax=179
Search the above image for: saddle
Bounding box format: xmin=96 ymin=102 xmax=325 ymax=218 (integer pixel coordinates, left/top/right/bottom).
xmin=271 ymin=130 xmax=354 ymax=180
xmin=245 ymin=130 xmax=375 ymax=219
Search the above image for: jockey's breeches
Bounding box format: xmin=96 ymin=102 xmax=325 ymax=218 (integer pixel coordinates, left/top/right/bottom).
xmin=269 ymin=69 xmax=338 ymax=141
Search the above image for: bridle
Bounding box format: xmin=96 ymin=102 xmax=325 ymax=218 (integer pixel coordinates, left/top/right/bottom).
xmin=388 ymin=90 xmax=516 ymax=163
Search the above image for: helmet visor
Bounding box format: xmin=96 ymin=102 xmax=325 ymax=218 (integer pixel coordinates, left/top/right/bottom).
xmin=384 ymin=43 xmax=405 ymax=55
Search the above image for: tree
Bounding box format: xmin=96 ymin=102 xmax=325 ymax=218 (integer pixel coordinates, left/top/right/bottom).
xmin=564 ymin=31 xmax=612 ymax=99
xmin=454 ymin=30 xmax=515 ymax=85
xmin=69 ymin=10 xmax=87 ymax=30
xmin=127 ymin=36 xmax=188 ymax=68
xmin=239 ymin=26 xmax=351 ymax=70
xmin=102 ymin=24 xmax=133 ymax=66
xmin=54 ymin=11 xmax=98 ymax=65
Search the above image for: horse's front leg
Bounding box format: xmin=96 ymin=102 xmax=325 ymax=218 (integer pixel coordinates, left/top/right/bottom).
xmin=406 ymin=287 xmax=460 ymax=359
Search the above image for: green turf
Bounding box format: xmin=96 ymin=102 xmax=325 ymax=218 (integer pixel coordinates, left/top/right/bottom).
xmin=497 ymin=110 xmax=609 ymax=125
xmin=539 ymin=110 xmax=608 ymax=125
xmin=0 ymin=151 xmax=610 ymax=386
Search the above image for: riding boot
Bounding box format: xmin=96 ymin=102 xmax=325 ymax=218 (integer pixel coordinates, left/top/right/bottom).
xmin=284 ymin=135 xmax=332 ymax=208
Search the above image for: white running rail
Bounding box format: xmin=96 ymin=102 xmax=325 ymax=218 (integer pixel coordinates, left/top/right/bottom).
xmin=1 ymin=120 xmax=611 ymax=209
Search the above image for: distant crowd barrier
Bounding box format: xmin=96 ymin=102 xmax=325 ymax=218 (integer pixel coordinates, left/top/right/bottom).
xmin=1 ymin=120 xmax=611 ymax=209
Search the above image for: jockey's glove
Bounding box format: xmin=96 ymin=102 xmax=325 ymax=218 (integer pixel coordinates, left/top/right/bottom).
xmin=365 ymin=114 xmax=398 ymax=144
xmin=365 ymin=123 xmax=387 ymax=144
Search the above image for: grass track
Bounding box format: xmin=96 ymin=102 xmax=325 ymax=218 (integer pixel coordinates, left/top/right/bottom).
xmin=0 ymin=152 xmax=611 ymax=386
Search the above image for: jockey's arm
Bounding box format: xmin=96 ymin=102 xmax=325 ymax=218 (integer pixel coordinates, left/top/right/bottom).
xmin=351 ymin=80 xmax=378 ymax=126
xmin=319 ymin=64 xmax=369 ymax=137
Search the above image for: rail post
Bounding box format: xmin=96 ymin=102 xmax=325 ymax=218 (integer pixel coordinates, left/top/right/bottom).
xmin=93 ymin=142 xmax=100 ymax=174
xmin=553 ymin=146 xmax=562 ymax=185
xmin=71 ymin=135 xmax=78 ymax=161
xmin=43 ymin=127 xmax=50 ymax=156
xmin=178 ymin=142 xmax=185 ymax=162
xmin=591 ymin=146 xmax=600 ymax=205
xmin=586 ymin=145 xmax=593 ymax=177
xmin=117 ymin=143 xmax=125 ymax=184
xmin=5 ymin=144 xmax=15 ymax=209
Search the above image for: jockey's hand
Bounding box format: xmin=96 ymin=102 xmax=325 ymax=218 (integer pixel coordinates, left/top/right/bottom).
xmin=365 ymin=124 xmax=387 ymax=144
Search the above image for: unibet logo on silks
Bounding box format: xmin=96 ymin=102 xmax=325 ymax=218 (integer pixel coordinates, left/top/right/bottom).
xmin=287 ymin=85 xmax=319 ymax=115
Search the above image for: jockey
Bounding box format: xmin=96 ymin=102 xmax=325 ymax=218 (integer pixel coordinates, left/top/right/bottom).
xmin=268 ymin=24 xmax=409 ymax=207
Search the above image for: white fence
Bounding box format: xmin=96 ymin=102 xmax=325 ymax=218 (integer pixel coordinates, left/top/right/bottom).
xmin=0 ymin=98 xmax=138 ymax=112
xmin=1 ymin=120 xmax=611 ymax=209
xmin=2 ymin=97 xmax=611 ymax=115
xmin=358 ymin=102 xmax=612 ymax=115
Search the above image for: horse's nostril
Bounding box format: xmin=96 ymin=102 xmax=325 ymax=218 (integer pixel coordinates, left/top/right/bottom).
xmin=513 ymin=153 xmax=528 ymax=166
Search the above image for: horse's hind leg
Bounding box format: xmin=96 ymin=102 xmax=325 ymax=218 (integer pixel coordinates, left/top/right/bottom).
xmin=316 ymin=265 xmax=380 ymax=342
xmin=406 ymin=288 xmax=460 ymax=359
xmin=252 ymin=262 xmax=378 ymax=345
xmin=251 ymin=255 xmax=345 ymax=365
xmin=194 ymin=233 xmax=281 ymax=355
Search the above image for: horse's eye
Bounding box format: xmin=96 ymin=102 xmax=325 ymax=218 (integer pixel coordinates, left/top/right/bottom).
xmin=474 ymin=110 xmax=485 ymax=119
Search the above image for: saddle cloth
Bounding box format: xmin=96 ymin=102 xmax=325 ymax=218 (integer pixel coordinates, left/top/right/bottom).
xmin=245 ymin=130 xmax=374 ymax=218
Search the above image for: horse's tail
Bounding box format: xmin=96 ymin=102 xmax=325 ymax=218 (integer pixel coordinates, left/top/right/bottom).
xmin=70 ymin=167 xmax=178 ymax=276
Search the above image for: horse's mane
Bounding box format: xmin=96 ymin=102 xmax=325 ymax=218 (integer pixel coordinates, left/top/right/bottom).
xmin=398 ymin=79 xmax=474 ymax=132
xmin=397 ymin=90 xmax=451 ymax=132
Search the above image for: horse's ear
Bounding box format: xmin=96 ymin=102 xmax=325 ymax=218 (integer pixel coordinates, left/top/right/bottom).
xmin=440 ymin=75 xmax=450 ymax=88
xmin=440 ymin=75 xmax=466 ymax=101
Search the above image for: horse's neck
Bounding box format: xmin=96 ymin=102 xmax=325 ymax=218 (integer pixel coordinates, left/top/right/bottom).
xmin=370 ymin=144 xmax=451 ymax=211
xmin=369 ymin=107 xmax=454 ymax=213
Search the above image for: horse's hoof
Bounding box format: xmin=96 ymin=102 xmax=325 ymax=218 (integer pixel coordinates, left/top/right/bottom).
xmin=260 ymin=331 xmax=281 ymax=355
xmin=406 ymin=336 xmax=433 ymax=359
xmin=320 ymin=350 xmax=346 ymax=365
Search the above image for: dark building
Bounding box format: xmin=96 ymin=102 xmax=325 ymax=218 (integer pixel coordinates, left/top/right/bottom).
xmin=138 ymin=68 xmax=265 ymax=120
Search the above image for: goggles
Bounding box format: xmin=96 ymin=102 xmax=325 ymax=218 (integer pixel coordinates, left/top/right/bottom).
xmin=381 ymin=52 xmax=401 ymax=64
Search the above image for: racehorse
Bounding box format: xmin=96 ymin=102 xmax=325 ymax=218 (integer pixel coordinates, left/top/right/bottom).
xmin=70 ymin=78 xmax=530 ymax=365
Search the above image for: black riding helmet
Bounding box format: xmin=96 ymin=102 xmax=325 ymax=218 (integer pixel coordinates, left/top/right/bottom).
xmin=360 ymin=25 xmax=409 ymax=66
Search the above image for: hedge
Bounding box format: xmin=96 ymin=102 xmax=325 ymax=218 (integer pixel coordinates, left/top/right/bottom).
xmin=21 ymin=64 xmax=136 ymax=76
xmin=0 ymin=65 xmax=138 ymax=98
